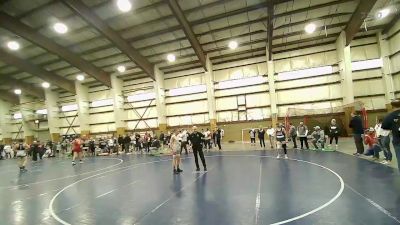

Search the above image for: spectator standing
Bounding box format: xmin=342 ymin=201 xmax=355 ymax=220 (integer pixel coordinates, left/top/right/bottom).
xmin=249 ymin=129 xmax=256 ymax=146
xmin=328 ymin=119 xmax=340 ymax=150
xmin=349 ymin=112 xmax=365 ymax=156
xmin=258 ymin=128 xmax=266 ymax=148
xmin=123 ymin=134 xmax=131 ymax=153
xmin=381 ymin=100 xmax=400 ymax=170
xmin=297 ymin=122 xmax=309 ymax=150
xmin=288 ymin=123 xmax=297 ymax=149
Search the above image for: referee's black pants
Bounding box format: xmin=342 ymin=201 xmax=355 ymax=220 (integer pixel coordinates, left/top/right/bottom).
xmin=193 ymin=146 xmax=206 ymax=169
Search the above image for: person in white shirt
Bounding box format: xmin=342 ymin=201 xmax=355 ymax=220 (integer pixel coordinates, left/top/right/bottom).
xmin=375 ymin=118 xmax=392 ymax=164
xmin=179 ymin=130 xmax=189 ymax=155
xmin=4 ymin=144 xmax=13 ymax=158
xmin=249 ymin=129 xmax=256 ymax=146
xmin=170 ymin=130 xmax=182 ymax=174
xmin=204 ymin=128 xmax=212 ymax=150
xmin=266 ymin=127 xmax=275 ymax=149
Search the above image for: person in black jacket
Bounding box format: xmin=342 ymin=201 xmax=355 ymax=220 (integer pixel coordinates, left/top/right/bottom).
xmin=188 ymin=126 xmax=207 ymax=171
xmin=349 ymin=112 xmax=364 ymax=156
xmin=258 ymin=128 xmax=266 ymax=148
xmin=31 ymin=141 xmax=40 ymax=161
xmin=328 ymin=119 xmax=340 ymax=150
xmin=117 ymin=135 xmax=124 ymax=152
xmin=123 ymin=135 xmax=131 ymax=153
xmin=381 ymin=100 xmax=400 ymax=170
xmin=215 ymin=128 xmax=222 ymax=150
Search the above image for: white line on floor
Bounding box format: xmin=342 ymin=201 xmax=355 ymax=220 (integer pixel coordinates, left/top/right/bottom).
xmin=2 ymin=158 xmax=123 ymax=190
xmin=145 ymin=168 xmax=211 ymax=218
xmin=255 ymin=160 xmax=262 ymax=225
xmin=49 ymin=154 xmax=343 ymax=225
xmin=95 ymin=189 xmax=116 ymax=198
xmin=345 ymin=183 xmax=400 ymax=224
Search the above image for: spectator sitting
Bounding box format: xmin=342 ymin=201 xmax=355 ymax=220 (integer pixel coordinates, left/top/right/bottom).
xmin=364 ymin=127 xmax=381 ymax=160
xmin=311 ymin=126 xmax=325 ymax=150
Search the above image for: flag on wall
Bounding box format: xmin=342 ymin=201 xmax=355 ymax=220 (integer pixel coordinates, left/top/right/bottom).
xmin=361 ymin=107 xmax=368 ymax=129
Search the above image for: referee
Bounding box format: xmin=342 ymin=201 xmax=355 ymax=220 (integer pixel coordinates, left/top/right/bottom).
xmin=188 ymin=126 xmax=207 ymax=171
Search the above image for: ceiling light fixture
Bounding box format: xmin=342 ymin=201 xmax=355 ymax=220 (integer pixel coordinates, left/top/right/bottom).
xmin=117 ymin=0 xmax=132 ymax=12
xmin=117 ymin=65 xmax=126 ymax=72
xmin=305 ymin=23 xmax=317 ymax=34
xmin=76 ymin=74 xmax=85 ymax=81
xmin=228 ymin=41 xmax=238 ymax=50
xmin=53 ymin=22 xmax=68 ymax=34
xmin=376 ymin=8 xmax=390 ymax=19
xmin=14 ymin=89 xmax=22 ymax=95
xmin=167 ymin=54 xmax=176 ymax=62
xmin=7 ymin=41 xmax=20 ymax=50
xmin=42 ymin=82 xmax=50 ymax=88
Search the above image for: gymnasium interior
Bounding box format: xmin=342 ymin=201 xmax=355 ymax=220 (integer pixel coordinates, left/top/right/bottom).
xmin=0 ymin=0 xmax=400 ymax=224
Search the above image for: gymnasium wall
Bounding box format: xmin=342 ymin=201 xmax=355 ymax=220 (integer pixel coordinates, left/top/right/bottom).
xmin=2 ymin=31 xmax=399 ymax=142
xmin=351 ymin=36 xmax=386 ymax=110
xmin=388 ymin=19 xmax=400 ymax=99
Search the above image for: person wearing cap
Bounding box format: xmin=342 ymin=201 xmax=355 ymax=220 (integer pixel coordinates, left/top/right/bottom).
xmin=297 ymin=122 xmax=309 ymax=150
xmin=311 ymin=126 xmax=325 ymax=150
xmin=188 ymin=126 xmax=207 ymax=171
xmin=275 ymin=123 xmax=288 ymax=159
xmin=364 ymin=127 xmax=381 ymax=160
xmin=381 ymin=99 xmax=400 ymax=170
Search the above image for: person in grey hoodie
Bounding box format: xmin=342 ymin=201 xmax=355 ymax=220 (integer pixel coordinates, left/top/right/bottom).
xmin=288 ymin=123 xmax=297 ymax=149
xmin=311 ymin=126 xmax=325 ymax=150
xmin=297 ymin=122 xmax=309 ymax=150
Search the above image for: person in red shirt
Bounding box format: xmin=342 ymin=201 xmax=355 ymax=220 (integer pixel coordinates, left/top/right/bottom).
xmin=71 ymin=136 xmax=84 ymax=165
xmin=364 ymin=128 xmax=381 ymax=160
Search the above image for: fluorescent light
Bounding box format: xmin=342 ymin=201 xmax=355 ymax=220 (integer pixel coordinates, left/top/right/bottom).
xmin=76 ymin=74 xmax=85 ymax=81
xmin=305 ymin=23 xmax=316 ymax=34
xmin=352 ymin=58 xmax=383 ymax=71
xmin=228 ymin=41 xmax=238 ymax=50
xmin=169 ymin=84 xmax=207 ymax=96
xmin=167 ymin=54 xmax=176 ymax=62
xmin=90 ymin=99 xmax=114 ymax=107
xmin=127 ymin=92 xmax=156 ymax=102
xmin=376 ymin=8 xmax=390 ymax=19
xmin=61 ymin=104 xmax=78 ymax=112
xmin=218 ymin=76 xmax=265 ymax=89
xmin=278 ymin=66 xmax=333 ymax=80
xmin=53 ymin=22 xmax=68 ymax=34
xmin=7 ymin=41 xmax=20 ymax=50
xmin=117 ymin=65 xmax=126 ymax=73
xmin=13 ymin=112 xmax=22 ymax=119
xmin=42 ymin=82 xmax=50 ymax=88
xmin=14 ymin=89 xmax=21 ymax=95
xmin=117 ymin=0 xmax=132 ymax=12
xmin=36 ymin=109 xmax=47 ymax=115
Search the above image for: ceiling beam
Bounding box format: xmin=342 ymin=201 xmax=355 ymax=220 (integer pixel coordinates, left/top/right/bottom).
xmin=344 ymin=0 xmax=378 ymax=45
xmin=0 ymin=12 xmax=111 ymax=87
xmin=0 ymin=77 xmax=45 ymax=98
xmin=0 ymin=48 xmax=75 ymax=93
xmin=0 ymin=90 xmax=19 ymax=105
xmin=61 ymin=0 xmax=155 ymax=80
xmin=382 ymin=12 xmax=400 ymax=34
xmin=267 ymin=0 xmax=274 ymax=61
xmin=167 ymin=0 xmax=207 ymax=71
